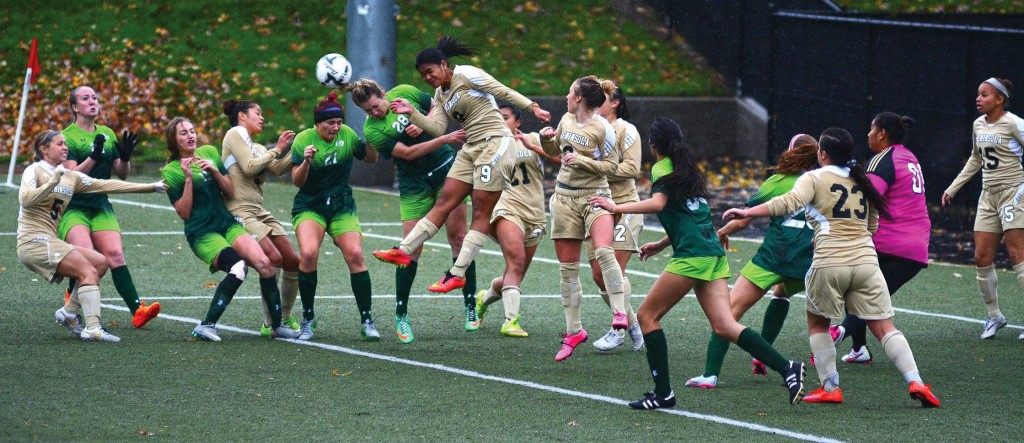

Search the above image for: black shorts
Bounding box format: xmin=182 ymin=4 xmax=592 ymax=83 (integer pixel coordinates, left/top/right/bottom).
xmin=878 ymin=252 xmax=926 ymax=296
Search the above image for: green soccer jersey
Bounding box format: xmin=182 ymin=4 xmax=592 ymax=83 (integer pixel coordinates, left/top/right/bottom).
xmin=290 ymin=126 xmax=366 ymax=213
xmin=651 ymin=158 xmax=723 ymax=259
xmin=363 ymin=84 xmax=455 ymax=182
xmin=161 ymin=145 xmax=238 ymax=239
xmin=746 ymin=173 xmax=814 ymax=279
xmin=62 ymin=123 xmax=119 ymax=211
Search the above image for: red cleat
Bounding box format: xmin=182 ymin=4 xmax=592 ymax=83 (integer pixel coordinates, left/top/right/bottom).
xmin=63 ymin=289 xmax=71 ymax=305
xmin=428 ymin=271 xmax=466 ymax=293
xmin=373 ymin=247 xmax=412 ymax=268
xmin=909 ymin=381 xmax=940 ymax=408
xmin=751 ymin=358 xmax=768 ymax=376
xmin=803 ymin=387 xmax=843 ymax=404
xmin=132 ymin=301 xmax=161 ymax=328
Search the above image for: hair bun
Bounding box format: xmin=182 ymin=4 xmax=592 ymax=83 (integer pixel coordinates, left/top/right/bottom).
xmin=899 ymin=116 xmax=915 ymax=129
xmin=327 ymin=92 xmax=338 ymax=101
xmin=222 ymin=100 xmax=238 ymax=116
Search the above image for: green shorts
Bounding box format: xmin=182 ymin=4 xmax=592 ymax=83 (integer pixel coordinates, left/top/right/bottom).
xmin=664 ymin=256 xmax=731 ymax=282
xmin=58 ymin=207 xmax=121 ymax=239
xmin=398 ymin=157 xmax=455 ymax=221
xmin=293 ymin=210 xmax=361 ymax=239
xmin=739 ymin=261 xmax=805 ymax=295
xmin=189 ymin=223 xmax=249 ymax=272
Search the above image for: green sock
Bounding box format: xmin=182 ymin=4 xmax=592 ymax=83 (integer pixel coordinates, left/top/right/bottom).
xmin=643 ymin=329 xmax=672 ymax=397
xmin=760 ymin=297 xmax=790 ymax=344
xmin=395 ymin=261 xmax=418 ymax=316
xmin=110 ymin=265 xmax=141 ymax=313
xmin=203 ymin=273 xmax=242 ymax=325
xmin=703 ymin=333 xmax=731 ymax=377
xmin=736 ymin=327 xmax=789 ymax=374
xmin=259 ymin=276 xmax=283 ymax=328
xmin=463 ymin=260 xmax=477 ymax=304
xmin=351 ymin=271 xmax=373 ymax=323
xmin=298 ymin=270 xmax=318 ymax=321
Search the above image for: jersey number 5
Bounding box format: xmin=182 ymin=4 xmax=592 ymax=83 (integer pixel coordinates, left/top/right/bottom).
xmin=49 ymin=200 xmax=64 ymax=221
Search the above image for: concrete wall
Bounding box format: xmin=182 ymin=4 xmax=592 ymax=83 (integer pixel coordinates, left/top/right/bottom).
xmin=350 ymin=95 xmax=769 ymax=186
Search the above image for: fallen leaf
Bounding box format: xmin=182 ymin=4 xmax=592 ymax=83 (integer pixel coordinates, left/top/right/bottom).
xmin=343 ymin=371 xmax=352 ymax=377
xmin=331 ymin=369 xmax=340 ymax=376
xmin=568 ymin=420 xmax=578 ymax=426
xmin=204 ymin=282 xmax=218 ymax=288
xmin=108 ymin=321 xmax=120 ymax=327
xmin=952 ymin=273 xmax=962 ymax=278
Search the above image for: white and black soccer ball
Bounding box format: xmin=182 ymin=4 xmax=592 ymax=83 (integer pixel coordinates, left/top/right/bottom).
xmin=315 ymin=53 xmax=352 ymax=88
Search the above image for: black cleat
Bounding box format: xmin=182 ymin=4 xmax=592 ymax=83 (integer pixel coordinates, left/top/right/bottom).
xmin=628 ymin=391 xmax=676 ymax=410
xmin=784 ymin=361 xmax=806 ymax=405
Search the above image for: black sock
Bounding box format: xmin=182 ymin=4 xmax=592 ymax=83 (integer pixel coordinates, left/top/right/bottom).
xmin=395 ymin=261 xmax=418 ymax=316
xmin=643 ymin=329 xmax=672 ymax=397
xmin=260 ymin=276 xmax=282 ymax=328
xmin=298 ymin=270 xmax=317 ymax=321
xmin=203 ymin=274 xmax=242 ymax=325
xmin=351 ymin=271 xmax=373 ymax=323
xmin=462 ymin=259 xmax=477 ymax=304
xmin=842 ymin=314 xmax=868 ymax=350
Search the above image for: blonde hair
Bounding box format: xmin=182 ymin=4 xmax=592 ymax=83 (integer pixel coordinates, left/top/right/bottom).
xmin=342 ymin=78 xmax=387 ymax=107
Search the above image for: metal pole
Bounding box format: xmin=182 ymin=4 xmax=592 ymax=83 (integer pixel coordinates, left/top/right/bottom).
xmin=6 ymin=68 xmax=32 ymax=188
xmin=346 ymin=0 xmax=397 ymax=187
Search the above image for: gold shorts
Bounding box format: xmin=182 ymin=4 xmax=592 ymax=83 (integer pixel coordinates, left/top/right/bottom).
xmin=549 ymin=189 xmax=613 ymax=240
xmin=491 ymin=209 xmax=547 ymax=248
xmin=447 ymin=137 xmax=513 ymax=192
xmin=805 ymin=264 xmax=894 ymax=321
xmin=974 ymin=183 xmax=1024 ymax=233
xmin=17 ymin=236 xmax=76 ymax=284
xmin=235 ymin=208 xmax=287 ymax=242
xmin=584 ymin=211 xmax=644 ymax=260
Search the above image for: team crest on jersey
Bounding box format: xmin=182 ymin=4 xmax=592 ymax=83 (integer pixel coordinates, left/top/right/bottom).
xmin=686 ymin=198 xmax=707 ymax=211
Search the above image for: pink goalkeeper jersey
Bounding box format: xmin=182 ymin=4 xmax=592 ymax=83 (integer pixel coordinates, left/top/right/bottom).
xmin=866 ymin=144 xmax=930 ymax=265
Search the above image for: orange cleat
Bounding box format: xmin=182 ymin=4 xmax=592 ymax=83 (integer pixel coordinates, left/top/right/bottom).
xmin=427 ymin=271 xmax=466 ymax=293
xmin=803 ymin=387 xmax=843 ymax=404
xmin=132 ymin=301 xmax=162 ymax=328
xmin=372 ymin=247 xmax=412 ymax=267
xmin=909 ymin=381 xmax=940 ymax=408
xmin=63 ymin=289 xmax=71 ymax=305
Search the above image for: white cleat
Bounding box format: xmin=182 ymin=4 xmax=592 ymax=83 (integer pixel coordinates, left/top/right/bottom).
xmin=360 ymin=319 xmax=381 ymax=341
xmin=55 ymin=307 xmax=83 ymax=336
xmin=627 ymin=323 xmax=644 ymax=351
xmin=593 ymin=329 xmax=625 ymax=351
xmin=192 ymin=324 xmax=222 ymax=342
xmin=272 ymin=325 xmax=302 ymax=339
xmin=840 ymin=346 xmax=873 ymax=364
xmin=298 ymin=318 xmax=316 ymax=341
xmin=80 ymin=325 xmax=120 ymax=343
xmin=980 ymin=315 xmax=1007 ymax=339
xmin=684 ymin=374 xmax=718 ymax=389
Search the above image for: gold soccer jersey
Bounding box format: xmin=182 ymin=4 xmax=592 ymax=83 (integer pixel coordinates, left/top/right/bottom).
xmin=573 ymin=118 xmax=642 ymax=202
xmin=221 ymin=126 xmax=292 ymax=214
xmin=945 ymin=112 xmax=1024 ymax=197
xmin=765 ymin=165 xmax=878 ymax=268
xmin=18 ymin=162 xmax=154 ymax=246
xmin=495 ymin=133 xmax=547 ymax=228
xmin=408 ymin=65 xmax=532 ymax=148
xmin=542 ymin=113 xmax=618 ymax=191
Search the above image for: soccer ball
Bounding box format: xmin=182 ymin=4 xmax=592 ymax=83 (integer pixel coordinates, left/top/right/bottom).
xmin=316 ymin=53 xmax=352 ymax=88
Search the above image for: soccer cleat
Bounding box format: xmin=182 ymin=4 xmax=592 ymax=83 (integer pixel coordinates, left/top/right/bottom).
xmin=783 ymin=361 xmax=806 ymax=405
xmin=260 ymin=323 xmax=273 ymax=338
xmin=284 ymin=316 xmax=301 ymax=331
xmin=361 ymin=319 xmax=381 ymax=341
xmin=465 ymin=306 xmax=481 ymax=331
xmin=612 ymin=311 xmax=628 ymax=330
xmin=980 ymin=314 xmax=1007 ymax=339
xmin=909 ymin=381 xmax=940 ymax=408
xmin=809 ymin=353 xmax=815 ymax=366
xmin=395 ymin=314 xmax=414 ymax=344
xmin=684 ymin=375 xmax=718 ymax=389
xmin=192 ymin=324 xmax=222 ymax=342
xmin=841 ymin=346 xmax=873 ymax=364
xmin=627 ymin=323 xmax=644 ymax=351
xmin=132 ymin=301 xmax=161 ymax=328
xmin=298 ymin=318 xmax=316 ymax=341
xmin=628 ymin=391 xmax=676 ymax=410
xmin=372 ymin=247 xmax=412 ymax=268
xmin=63 ymin=288 xmax=71 ymax=305
xmin=593 ymin=329 xmax=625 ymax=351
xmin=54 ymin=307 xmax=83 ymax=336
xmin=554 ymin=328 xmax=588 ymax=361
xmin=272 ymin=324 xmax=301 ymax=339
xmin=428 ymin=271 xmax=466 ymax=293
xmin=475 ymin=290 xmax=489 ymax=324
xmin=829 ymin=325 xmax=846 ymax=346
xmin=1019 ymin=330 xmax=1024 ymax=341
xmin=500 ymin=316 xmax=529 ymax=337
xmin=80 ymin=325 xmax=121 ymax=343
xmin=752 ymin=358 xmax=768 ymax=376
xmin=803 ymin=387 xmax=843 ymax=403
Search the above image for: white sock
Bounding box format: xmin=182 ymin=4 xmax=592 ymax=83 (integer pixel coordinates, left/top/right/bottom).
xmin=809 ymin=332 xmax=839 ymax=391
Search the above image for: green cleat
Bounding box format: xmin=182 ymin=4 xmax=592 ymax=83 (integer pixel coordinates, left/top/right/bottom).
xmin=475 ymin=290 xmax=489 ymax=325
xmin=501 ymin=316 xmax=529 ymax=338
xmin=395 ymin=314 xmax=414 ymax=344
xmin=260 ymin=323 xmax=272 ymax=338
xmin=283 ymin=316 xmax=301 ymax=331
xmin=465 ymin=306 xmax=481 ymax=331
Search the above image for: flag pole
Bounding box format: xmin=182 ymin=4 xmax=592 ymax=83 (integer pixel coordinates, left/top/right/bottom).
xmin=5 ymin=67 xmax=32 ymax=188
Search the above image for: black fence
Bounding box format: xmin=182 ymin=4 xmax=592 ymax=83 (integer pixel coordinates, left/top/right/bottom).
xmin=648 ymin=1 xmax=1024 ymax=232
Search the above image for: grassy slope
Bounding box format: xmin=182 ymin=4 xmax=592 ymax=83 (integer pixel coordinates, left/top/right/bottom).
xmin=0 ymin=0 xmax=724 ymax=161
xmin=840 ymin=0 xmax=1024 ymax=12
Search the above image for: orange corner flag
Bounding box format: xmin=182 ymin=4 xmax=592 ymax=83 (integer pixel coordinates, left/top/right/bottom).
xmin=28 ymin=38 xmax=40 ymax=84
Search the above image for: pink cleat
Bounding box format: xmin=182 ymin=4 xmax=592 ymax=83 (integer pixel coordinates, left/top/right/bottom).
xmin=554 ymin=329 xmax=589 ymax=361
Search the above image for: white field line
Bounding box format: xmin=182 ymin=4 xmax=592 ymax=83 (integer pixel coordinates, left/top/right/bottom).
xmin=100 ymin=302 xmax=843 ymax=443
